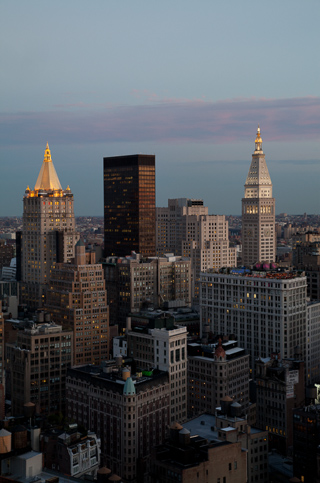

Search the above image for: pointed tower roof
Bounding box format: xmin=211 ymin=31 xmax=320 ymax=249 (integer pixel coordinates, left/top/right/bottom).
xmin=123 ymin=377 xmax=136 ymax=395
xmin=34 ymin=143 xmax=63 ymax=191
xmin=245 ymin=126 xmax=272 ymax=188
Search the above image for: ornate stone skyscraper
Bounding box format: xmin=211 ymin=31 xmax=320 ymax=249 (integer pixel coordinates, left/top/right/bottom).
xmin=19 ymin=143 xmax=79 ymax=308
xmin=242 ymin=127 xmax=275 ymax=266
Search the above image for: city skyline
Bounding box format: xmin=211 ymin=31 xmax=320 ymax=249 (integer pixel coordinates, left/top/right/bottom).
xmin=1 ymin=1 xmax=319 ymax=216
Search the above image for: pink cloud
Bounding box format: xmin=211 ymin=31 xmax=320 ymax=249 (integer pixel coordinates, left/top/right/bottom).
xmin=1 ymin=96 xmax=319 ymax=146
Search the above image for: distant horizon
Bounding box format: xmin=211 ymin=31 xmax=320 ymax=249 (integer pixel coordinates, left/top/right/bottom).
xmin=1 ymin=213 xmax=319 ymax=219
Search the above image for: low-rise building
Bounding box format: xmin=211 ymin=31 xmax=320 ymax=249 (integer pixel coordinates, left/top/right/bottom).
xmin=40 ymin=428 xmax=100 ymax=477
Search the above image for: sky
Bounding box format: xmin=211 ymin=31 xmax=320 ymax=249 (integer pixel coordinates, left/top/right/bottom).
xmin=1 ymin=0 xmax=319 ymax=216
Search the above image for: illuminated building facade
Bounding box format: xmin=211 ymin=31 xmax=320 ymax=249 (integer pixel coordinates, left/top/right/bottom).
xmin=103 ymin=154 xmax=155 ymax=257
xmin=18 ymin=143 xmax=79 ymax=307
xmin=242 ymin=127 xmax=275 ymax=266
xmin=156 ymin=198 xmax=236 ymax=303
xmin=200 ymin=269 xmax=307 ymax=373
xmin=46 ymin=240 xmax=109 ymax=366
xmin=7 ymin=319 xmax=73 ymax=416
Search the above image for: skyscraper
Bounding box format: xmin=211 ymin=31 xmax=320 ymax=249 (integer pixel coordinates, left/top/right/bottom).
xmin=103 ymin=154 xmax=155 ymax=257
xmin=46 ymin=240 xmax=109 ymax=365
xmin=156 ymin=198 xmax=236 ymax=302
xmin=18 ymin=143 xmax=79 ymax=307
xmin=242 ymin=127 xmax=275 ymax=266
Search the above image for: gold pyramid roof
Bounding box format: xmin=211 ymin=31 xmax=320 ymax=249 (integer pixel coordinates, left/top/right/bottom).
xmin=34 ymin=143 xmax=62 ymax=191
xmin=245 ymin=126 xmax=272 ymax=187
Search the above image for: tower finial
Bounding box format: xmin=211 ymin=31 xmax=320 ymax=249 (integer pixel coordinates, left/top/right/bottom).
xmin=44 ymin=143 xmax=52 ymax=163
xmin=255 ymin=125 xmax=262 ymax=151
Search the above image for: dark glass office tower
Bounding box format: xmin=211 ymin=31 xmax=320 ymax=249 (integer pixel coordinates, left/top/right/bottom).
xmin=103 ymin=154 xmax=156 ymax=257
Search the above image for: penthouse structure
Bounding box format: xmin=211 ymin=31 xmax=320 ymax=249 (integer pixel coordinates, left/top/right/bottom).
xmin=187 ymin=339 xmax=249 ymax=416
xmin=6 ymin=319 xmax=73 ymax=416
xmin=200 ymin=268 xmax=307 ymax=372
xmin=46 ymin=240 xmax=109 ymax=366
xmin=104 ymin=252 xmax=191 ymax=330
xmin=127 ymin=313 xmax=188 ymax=423
xmin=156 ymin=198 xmax=236 ymax=302
xmin=66 ymin=364 xmax=170 ymax=482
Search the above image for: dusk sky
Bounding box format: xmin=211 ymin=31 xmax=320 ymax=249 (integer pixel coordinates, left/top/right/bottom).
xmin=1 ymin=1 xmax=319 ymax=216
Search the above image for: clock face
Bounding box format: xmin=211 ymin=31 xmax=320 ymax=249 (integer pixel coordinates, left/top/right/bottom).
xmin=264 ymin=228 xmax=271 ymax=237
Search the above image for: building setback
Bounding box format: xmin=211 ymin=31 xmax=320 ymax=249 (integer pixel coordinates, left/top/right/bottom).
xmin=66 ymin=364 xmax=170 ymax=482
xmin=46 ymin=240 xmax=109 ymax=366
xmin=242 ymin=127 xmax=275 ymax=266
xmin=104 ymin=154 xmax=155 ymax=258
xmin=18 ymin=143 xmax=79 ymax=308
xmin=200 ymin=269 xmax=307 ymax=373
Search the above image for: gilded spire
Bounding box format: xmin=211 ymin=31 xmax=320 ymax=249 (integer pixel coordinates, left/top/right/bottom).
xmin=34 ymin=143 xmax=63 ymax=191
xmin=255 ymin=124 xmax=263 ymax=152
xmin=44 ymin=142 xmax=52 ymax=162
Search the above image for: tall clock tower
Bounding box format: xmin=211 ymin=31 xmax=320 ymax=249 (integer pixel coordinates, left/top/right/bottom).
xmin=242 ymin=126 xmax=275 ymax=266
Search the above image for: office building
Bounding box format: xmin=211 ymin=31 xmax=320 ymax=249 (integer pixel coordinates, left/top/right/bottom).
xmin=200 ymin=268 xmax=307 ymax=373
xmin=103 ymin=252 xmax=191 ymax=330
xmin=104 ymin=154 xmax=155 ymax=258
xmin=67 ymin=363 xmax=170 ymax=482
xmin=187 ymin=339 xmax=249 ymax=416
xmin=293 ymin=404 xmax=320 ymax=483
xmin=6 ymin=318 xmax=73 ymax=416
xmin=46 ymin=240 xmax=109 ymax=366
xmin=306 ymin=301 xmax=320 ymax=385
xmin=256 ymin=355 xmax=305 ymax=454
xmin=18 ymin=143 xmax=79 ymax=308
xmin=127 ymin=313 xmax=188 ymax=423
xmin=0 ymin=241 xmax=14 ymax=277
xmin=0 ymin=302 xmax=4 ymax=419
xmin=242 ymin=126 xmax=275 ymax=266
xmin=156 ymin=198 xmax=236 ymax=302
xmin=151 ymin=417 xmax=247 ymax=483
